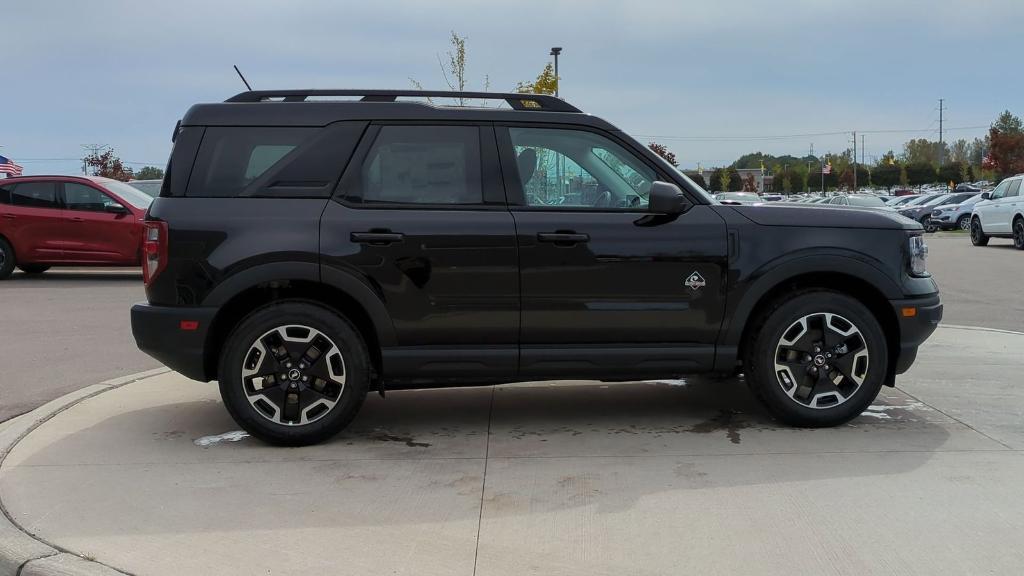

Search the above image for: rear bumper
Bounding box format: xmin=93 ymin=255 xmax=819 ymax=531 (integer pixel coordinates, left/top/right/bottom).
xmin=131 ymin=302 xmax=217 ymax=382
xmin=890 ymin=293 xmax=943 ymax=374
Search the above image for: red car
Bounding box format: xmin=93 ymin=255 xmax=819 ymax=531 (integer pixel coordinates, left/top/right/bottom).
xmin=0 ymin=175 xmax=152 ymax=279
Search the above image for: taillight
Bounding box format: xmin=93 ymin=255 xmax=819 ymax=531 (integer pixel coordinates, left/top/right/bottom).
xmin=142 ymin=220 xmax=168 ymax=286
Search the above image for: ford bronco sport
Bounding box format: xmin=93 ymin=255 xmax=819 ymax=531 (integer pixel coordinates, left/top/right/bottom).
xmin=131 ymin=90 xmax=942 ymax=445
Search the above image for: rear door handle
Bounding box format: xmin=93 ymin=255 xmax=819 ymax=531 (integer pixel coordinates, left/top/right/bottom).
xmin=537 ymin=232 xmax=590 ymax=245
xmin=351 ymin=231 xmax=404 ymax=245
xmin=69 ymin=217 xmax=85 ymax=222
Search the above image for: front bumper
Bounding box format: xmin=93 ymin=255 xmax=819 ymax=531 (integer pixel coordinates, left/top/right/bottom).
xmin=890 ymin=293 xmax=943 ymax=374
xmin=131 ymin=302 xmax=217 ymax=382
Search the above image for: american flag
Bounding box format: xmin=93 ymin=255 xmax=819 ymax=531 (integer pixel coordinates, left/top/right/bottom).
xmin=822 ymin=162 xmax=832 ymax=175
xmin=0 ymin=155 xmax=23 ymax=177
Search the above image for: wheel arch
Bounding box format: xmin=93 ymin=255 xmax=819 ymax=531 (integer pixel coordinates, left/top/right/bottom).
xmin=201 ymin=263 xmax=396 ymax=385
xmin=718 ymin=256 xmax=901 ymax=380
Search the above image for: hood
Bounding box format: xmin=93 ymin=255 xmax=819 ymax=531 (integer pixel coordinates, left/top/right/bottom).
xmin=726 ymin=204 xmax=921 ymax=230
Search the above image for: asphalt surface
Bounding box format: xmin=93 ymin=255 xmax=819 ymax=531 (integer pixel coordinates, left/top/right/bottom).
xmin=0 ymin=269 xmax=158 ymax=422
xmin=0 ymin=234 xmax=1019 ymax=423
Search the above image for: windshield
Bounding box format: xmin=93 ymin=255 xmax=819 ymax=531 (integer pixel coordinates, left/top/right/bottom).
xmin=98 ymin=179 xmax=154 ymax=209
xmin=128 ymin=180 xmax=163 ymax=198
xmin=848 ymin=195 xmax=887 ymax=207
xmin=919 ymin=194 xmax=951 ymax=207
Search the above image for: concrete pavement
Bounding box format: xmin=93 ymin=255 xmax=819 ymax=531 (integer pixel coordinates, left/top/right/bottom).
xmin=2 ymin=326 xmax=1022 ymax=576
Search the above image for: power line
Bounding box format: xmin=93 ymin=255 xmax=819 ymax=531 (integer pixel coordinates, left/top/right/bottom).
xmin=631 ymin=125 xmax=987 ymax=142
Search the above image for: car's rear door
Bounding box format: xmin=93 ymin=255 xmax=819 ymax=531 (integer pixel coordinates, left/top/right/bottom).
xmin=319 ymin=123 xmax=519 ymax=384
xmin=4 ymin=181 xmax=64 ymax=262
xmin=60 ymin=181 xmax=140 ymax=264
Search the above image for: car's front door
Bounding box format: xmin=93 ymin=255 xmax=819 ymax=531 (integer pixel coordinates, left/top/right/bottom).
xmin=320 ymin=123 xmax=519 ymax=384
xmin=978 ymin=180 xmax=1010 ymax=233
xmin=5 ymin=181 xmax=64 ymax=262
xmin=992 ymin=179 xmax=1021 ymax=233
xmin=60 ymin=182 xmax=140 ymax=264
xmin=496 ymin=125 xmax=728 ymax=380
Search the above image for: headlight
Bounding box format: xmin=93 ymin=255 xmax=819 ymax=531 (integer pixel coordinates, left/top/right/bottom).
xmin=931 ymin=209 xmax=942 ymax=216
xmin=908 ymin=235 xmax=928 ymax=276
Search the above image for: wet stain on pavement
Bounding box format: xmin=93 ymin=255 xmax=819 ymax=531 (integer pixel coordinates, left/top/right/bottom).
xmin=688 ymin=410 xmax=747 ymax=444
xmin=369 ymin=431 xmax=432 ymax=448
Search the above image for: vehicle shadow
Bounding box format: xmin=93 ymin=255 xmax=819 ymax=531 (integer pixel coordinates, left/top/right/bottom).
xmin=6 ymin=270 xmax=142 ymax=282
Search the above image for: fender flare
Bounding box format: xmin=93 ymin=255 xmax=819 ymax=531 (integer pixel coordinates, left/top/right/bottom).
xmin=717 ymin=252 xmax=901 ymax=364
xmin=202 ymin=261 xmax=397 ymax=348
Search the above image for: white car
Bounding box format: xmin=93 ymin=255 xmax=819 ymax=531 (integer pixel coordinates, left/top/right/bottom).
xmin=970 ymin=174 xmax=1024 ymax=249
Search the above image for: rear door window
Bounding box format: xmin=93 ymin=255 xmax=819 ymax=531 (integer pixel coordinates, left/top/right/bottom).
xmin=11 ymin=182 xmax=59 ymax=209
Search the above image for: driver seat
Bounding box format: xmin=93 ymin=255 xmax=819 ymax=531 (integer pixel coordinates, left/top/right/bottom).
xmin=516 ymin=148 xmax=537 ymax=187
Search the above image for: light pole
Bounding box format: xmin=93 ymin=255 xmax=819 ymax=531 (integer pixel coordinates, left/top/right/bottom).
xmin=550 ymin=47 xmax=562 ymax=97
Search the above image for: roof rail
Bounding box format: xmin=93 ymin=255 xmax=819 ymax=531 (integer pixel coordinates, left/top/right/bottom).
xmin=224 ymin=89 xmax=581 ymax=113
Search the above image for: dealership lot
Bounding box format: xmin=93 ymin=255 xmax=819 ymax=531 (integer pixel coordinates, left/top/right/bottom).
xmin=0 ymin=232 xmax=1021 ymax=575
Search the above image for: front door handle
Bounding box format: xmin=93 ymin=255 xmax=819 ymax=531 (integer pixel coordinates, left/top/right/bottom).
xmin=537 ymin=232 xmax=590 ymax=245
xmin=351 ymin=231 xmax=405 ymax=245
xmin=1 ymin=213 xmax=14 ymax=219
xmin=69 ymin=217 xmax=85 ymax=222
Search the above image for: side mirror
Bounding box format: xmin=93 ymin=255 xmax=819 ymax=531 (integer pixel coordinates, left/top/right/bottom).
xmin=104 ymin=203 xmax=128 ymax=214
xmin=980 ymin=192 xmax=991 ymax=200
xmin=648 ymin=181 xmax=692 ymax=215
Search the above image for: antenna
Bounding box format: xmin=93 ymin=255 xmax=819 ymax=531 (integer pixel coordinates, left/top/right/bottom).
xmin=233 ymin=65 xmax=253 ymax=91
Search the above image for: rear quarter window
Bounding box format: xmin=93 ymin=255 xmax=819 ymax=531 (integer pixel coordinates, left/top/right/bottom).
xmin=184 ymin=122 xmax=366 ymax=198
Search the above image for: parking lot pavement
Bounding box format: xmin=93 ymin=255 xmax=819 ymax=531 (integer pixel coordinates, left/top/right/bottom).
xmin=0 ymin=269 xmax=159 ymax=422
xmin=924 ymin=234 xmax=1023 ymax=332
xmin=2 ymin=326 xmax=1023 ymax=576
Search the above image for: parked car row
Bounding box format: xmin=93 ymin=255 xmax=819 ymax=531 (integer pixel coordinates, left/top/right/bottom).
xmin=0 ymin=175 xmax=152 ymax=279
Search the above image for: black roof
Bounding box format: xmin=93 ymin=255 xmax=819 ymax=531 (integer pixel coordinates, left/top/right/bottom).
xmin=182 ymin=89 xmax=618 ymax=130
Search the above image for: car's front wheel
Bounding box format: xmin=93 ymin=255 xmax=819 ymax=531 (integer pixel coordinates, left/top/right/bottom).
xmin=923 ymin=218 xmax=938 ymax=233
xmin=970 ymin=217 xmax=990 ymax=246
xmin=745 ymin=290 xmax=888 ymax=427
xmin=218 ymin=301 xmax=370 ymax=446
xmin=957 ymin=214 xmax=971 ymax=231
xmin=0 ymin=238 xmax=15 ymax=280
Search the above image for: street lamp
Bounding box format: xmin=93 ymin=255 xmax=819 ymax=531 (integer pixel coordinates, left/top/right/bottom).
xmin=549 ymin=47 xmax=562 ymax=97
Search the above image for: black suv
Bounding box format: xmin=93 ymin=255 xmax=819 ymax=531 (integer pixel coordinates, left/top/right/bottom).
xmin=131 ymin=89 xmax=942 ymax=445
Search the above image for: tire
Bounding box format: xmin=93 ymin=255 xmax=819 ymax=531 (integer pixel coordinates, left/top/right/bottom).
xmin=956 ymin=214 xmax=971 ymax=231
xmin=1014 ymin=218 xmax=1024 ymax=250
xmin=744 ymin=290 xmax=888 ymax=427
xmin=0 ymin=238 xmax=15 ymax=280
xmin=970 ymin=217 xmax=990 ymax=246
xmin=218 ymin=301 xmax=370 ymax=446
xmin=18 ymin=264 xmax=50 ymax=275
xmin=922 ymin=218 xmax=938 ymax=233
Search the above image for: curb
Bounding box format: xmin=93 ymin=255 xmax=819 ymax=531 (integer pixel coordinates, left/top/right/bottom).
xmin=0 ymin=368 xmax=169 ymax=576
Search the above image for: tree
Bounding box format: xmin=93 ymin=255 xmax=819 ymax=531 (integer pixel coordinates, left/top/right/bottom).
xmin=968 ymin=137 xmax=989 ymax=167
xmin=949 ymin=139 xmax=970 ymax=164
xmin=516 ymin=62 xmax=558 ymax=96
xmin=937 ymin=162 xmax=965 ymax=186
xmin=905 ymin=162 xmax=937 ymax=187
xmin=903 ymin=138 xmax=947 ymax=167
xmin=992 ymin=110 xmax=1023 ymax=134
xmin=686 ymin=172 xmax=705 ymax=187
xmin=983 ymin=111 xmax=1024 ymax=180
xmin=714 ymin=168 xmax=730 ymax=192
xmin=82 ymin=149 xmax=133 ymax=181
xmin=741 ymin=173 xmax=757 ymax=192
xmin=872 ymin=164 xmax=901 ymax=191
xmin=409 ymin=30 xmax=490 ymax=106
xmin=899 ymin=166 xmax=909 ymax=187
xmin=646 ymin=142 xmax=678 ymax=167
xmin=135 ymin=166 xmax=164 ymax=180
xmin=728 ymin=170 xmax=743 ymax=191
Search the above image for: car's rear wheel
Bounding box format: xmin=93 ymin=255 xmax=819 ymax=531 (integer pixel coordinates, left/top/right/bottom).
xmin=1013 ymin=218 xmax=1024 ymax=250
xmin=18 ymin=264 xmax=50 ymax=275
xmin=956 ymin=214 xmax=971 ymax=231
xmin=218 ymin=301 xmax=370 ymax=446
xmin=970 ymin=217 xmax=990 ymax=246
xmin=0 ymin=238 xmax=15 ymax=280
xmin=745 ymin=290 xmax=887 ymax=427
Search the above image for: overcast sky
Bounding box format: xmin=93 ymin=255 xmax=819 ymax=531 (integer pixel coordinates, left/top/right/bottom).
xmin=4 ymin=0 xmax=1021 ymax=175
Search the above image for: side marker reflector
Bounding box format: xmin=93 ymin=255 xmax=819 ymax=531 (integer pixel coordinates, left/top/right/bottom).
xmin=180 ymin=320 xmax=200 ymax=331
xmin=901 ymin=307 xmax=917 ymax=318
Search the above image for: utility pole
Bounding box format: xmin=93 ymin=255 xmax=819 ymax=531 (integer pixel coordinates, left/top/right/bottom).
xmin=81 ymin=144 xmax=109 ymax=175
xmin=861 ymin=134 xmax=865 ymax=165
xmin=938 ymin=98 xmax=945 ymax=165
xmin=852 ymin=132 xmax=857 ymax=192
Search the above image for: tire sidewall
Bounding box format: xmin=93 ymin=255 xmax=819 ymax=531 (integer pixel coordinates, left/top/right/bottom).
xmin=218 ymin=301 xmax=370 ymax=446
xmin=971 ymin=218 xmax=988 ymax=246
xmin=0 ymin=238 xmax=15 ymax=280
xmin=957 ymin=215 xmax=970 ymax=231
xmin=748 ymin=292 xmax=888 ymax=427
xmin=1014 ymin=220 xmax=1024 ymax=250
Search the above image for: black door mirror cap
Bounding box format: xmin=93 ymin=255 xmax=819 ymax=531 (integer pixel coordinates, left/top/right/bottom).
xmin=104 ymin=203 xmax=129 ymax=214
xmin=980 ymin=192 xmax=991 ymax=200
xmin=648 ymin=181 xmax=692 ymax=215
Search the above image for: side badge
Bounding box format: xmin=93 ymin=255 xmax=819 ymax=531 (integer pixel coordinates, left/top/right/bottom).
xmin=685 ymin=271 xmax=706 ymax=291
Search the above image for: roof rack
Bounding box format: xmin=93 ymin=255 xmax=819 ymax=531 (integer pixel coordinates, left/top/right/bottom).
xmin=224 ymin=89 xmax=581 ymax=113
